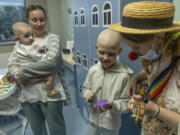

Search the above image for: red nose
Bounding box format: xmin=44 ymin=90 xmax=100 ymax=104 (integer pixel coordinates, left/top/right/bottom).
xmin=128 ymin=51 xmax=139 ymax=61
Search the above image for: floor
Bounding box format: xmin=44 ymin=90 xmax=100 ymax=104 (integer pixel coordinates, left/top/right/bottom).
xmin=0 ymin=67 xmax=88 ymax=135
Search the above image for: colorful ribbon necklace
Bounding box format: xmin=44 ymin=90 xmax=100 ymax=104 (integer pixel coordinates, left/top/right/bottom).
xmin=147 ymin=32 xmax=180 ymax=100
xmin=147 ymin=57 xmax=179 ymax=100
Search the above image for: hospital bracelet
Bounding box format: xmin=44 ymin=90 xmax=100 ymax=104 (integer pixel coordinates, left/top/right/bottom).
xmin=152 ymin=103 xmax=160 ymax=117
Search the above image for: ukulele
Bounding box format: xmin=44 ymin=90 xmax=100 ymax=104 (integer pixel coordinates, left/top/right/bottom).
xmin=130 ymin=82 xmax=148 ymax=127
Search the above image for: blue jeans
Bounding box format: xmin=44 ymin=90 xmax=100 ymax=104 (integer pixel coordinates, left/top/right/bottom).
xmin=22 ymin=101 xmax=66 ymax=135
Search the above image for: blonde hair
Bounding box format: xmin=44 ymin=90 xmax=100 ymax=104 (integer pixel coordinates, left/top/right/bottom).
xmin=121 ymin=32 xmax=180 ymax=74
xmin=142 ymin=31 xmax=180 ymax=74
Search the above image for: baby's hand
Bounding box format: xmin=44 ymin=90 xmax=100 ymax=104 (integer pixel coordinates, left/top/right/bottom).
xmin=85 ymin=91 xmax=95 ymax=102
xmin=38 ymin=47 xmax=47 ymax=54
xmin=38 ymin=45 xmax=49 ymax=54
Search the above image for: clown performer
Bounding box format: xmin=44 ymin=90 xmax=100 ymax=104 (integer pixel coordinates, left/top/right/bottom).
xmin=109 ymin=1 xmax=180 ymax=135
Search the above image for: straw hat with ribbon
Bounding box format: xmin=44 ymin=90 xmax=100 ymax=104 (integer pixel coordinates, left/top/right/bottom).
xmin=109 ymin=1 xmax=180 ymax=34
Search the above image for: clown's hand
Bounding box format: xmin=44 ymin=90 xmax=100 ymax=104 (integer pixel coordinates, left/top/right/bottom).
xmin=128 ymin=95 xmax=144 ymax=119
xmin=128 ymin=95 xmax=143 ymax=109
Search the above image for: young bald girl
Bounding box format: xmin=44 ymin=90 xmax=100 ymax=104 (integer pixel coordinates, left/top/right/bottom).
xmin=81 ymin=29 xmax=133 ymax=135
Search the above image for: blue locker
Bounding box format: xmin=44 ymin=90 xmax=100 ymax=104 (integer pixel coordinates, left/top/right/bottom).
xmin=72 ymin=0 xmax=91 ymax=123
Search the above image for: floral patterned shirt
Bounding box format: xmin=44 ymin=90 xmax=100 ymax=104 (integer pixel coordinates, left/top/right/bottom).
xmin=142 ymin=57 xmax=180 ymax=135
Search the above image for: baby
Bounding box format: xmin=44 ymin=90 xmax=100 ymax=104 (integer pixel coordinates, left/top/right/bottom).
xmin=9 ymin=22 xmax=55 ymax=96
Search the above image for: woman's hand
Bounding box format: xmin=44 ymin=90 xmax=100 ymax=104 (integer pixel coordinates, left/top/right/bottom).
xmin=127 ymin=95 xmax=142 ymax=110
xmin=128 ymin=95 xmax=156 ymax=113
xmin=128 ymin=95 xmax=180 ymax=128
xmin=126 ymin=77 xmax=138 ymax=97
xmin=146 ymin=101 xmax=180 ymax=128
xmin=144 ymin=101 xmax=159 ymax=115
xmin=25 ymin=76 xmax=50 ymax=84
xmin=15 ymin=74 xmax=24 ymax=84
xmin=126 ymin=69 xmax=147 ymax=97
